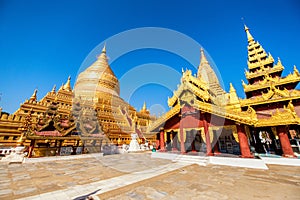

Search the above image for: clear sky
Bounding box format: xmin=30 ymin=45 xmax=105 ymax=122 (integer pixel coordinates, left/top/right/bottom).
xmin=0 ymin=0 xmax=299 ymax=115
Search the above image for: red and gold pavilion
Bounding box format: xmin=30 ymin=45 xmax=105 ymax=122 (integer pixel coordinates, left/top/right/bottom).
xmin=148 ymin=25 xmax=300 ymax=158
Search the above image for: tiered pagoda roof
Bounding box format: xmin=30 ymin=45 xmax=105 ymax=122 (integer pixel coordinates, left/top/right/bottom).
xmin=242 ymin=25 xmax=300 ymax=99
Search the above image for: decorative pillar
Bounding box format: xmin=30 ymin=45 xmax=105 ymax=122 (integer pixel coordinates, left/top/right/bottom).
xmin=159 ymin=127 xmax=166 ymax=152
xmin=213 ymin=141 xmax=221 ymax=155
xmin=155 ymin=139 xmax=160 ymax=150
xmin=237 ymin=124 xmax=253 ymax=158
xmin=58 ymin=140 xmax=62 ymax=155
xmin=54 ymin=140 xmax=58 ymax=155
xmin=179 ymin=119 xmax=186 ymax=154
xmin=171 ymin=132 xmax=178 ymax=151
xmin=28 ymin=139 xmax=35 ymax=158
xmin=277 ymin=126 xmax=296 ymax=157
xmin=203 ymin=115 xmax=213 ymax=156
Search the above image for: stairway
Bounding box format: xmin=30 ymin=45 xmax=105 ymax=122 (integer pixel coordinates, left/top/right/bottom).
xmin=172 ymin=154 xmax=208 ymax=166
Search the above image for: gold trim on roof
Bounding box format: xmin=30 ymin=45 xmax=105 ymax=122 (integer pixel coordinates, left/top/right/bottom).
xmin=245 ymin=59 xmax=284 ymax=80
xmin=147 ymin=103 xmax=181 ymax=132
xmin=243 ymin=69 xmax=300 ymax=92
xmin=241 ymin=87 xmax=300 ymax=107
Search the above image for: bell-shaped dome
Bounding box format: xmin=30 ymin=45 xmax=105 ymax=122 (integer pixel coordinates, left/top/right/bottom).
xmin=75 ymin=45 xmax=120 ymax=99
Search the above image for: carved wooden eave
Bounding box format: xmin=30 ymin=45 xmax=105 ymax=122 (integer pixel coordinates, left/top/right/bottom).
xmin=148 ymin=97 xmax=258 ymax=133
xmin=147 ymin=103 xmax=181 ymax=132
xmin=247 ymin=53 xmax=274 ymax=70
xmin=168 ymin=70 xmax=211 ymax=107
xmin=256 ymin=107 xmax=300 ymax=127
xmin=245 ymin=59 xmax=284 ymax=79
xmin=243 ymin=71 xmax=300 ymax=93
xmin=240 ymin=89 xmax=300 ymax=107
xmin=183 ymin=70 xmax=209 ymax=91
xmin=193 ymin=99 xmax=257 ymax=125
xmin=248 ymin=51 xmax=268 ymax=63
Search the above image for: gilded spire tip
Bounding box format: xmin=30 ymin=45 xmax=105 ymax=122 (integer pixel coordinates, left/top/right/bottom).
xmin=63 ymin=76 xmax=72 ymax=91
xmin=200 ymin=47 xmax=204 ymax=53
xmin=243 ymin=24 xmax=249 ymax=31
xmin=142 ymin=101 xmax=147 ymax=111
xmin=30 ymin=89 xmax=37 ymax=101
xmin=102 ymin=43 xmax=106 ymax=53
xmin=52 ymin=84 xmax=56 ymax=93
xmin=244 ymin=23 xmax=254 ymax=42
xmin=229 ymin=83 xmax=235 ymax=92
xmin=200 ymin=48 xmax=208 ymax=64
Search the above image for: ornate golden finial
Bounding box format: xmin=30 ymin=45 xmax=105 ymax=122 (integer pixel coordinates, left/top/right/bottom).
xmin=63 ymin=76 xmax=72 ymax=91
xmin=228 ymin=83 xmax=239 ymax=105
xmin=244 ymin=24 xmax=254 ymax=42
xmin=229 ymin=83 xmax=236 ymax=92
xmin=241 ymin=79 xmax=247 ymax=88
xmin=277 ymin=57 xmax=281 ymax=64
xmin=293 ymin=65 xmax=300 ymax=76
xmin=30 ymin=89 xmax=37 ymax=101
xmin=142 ymin=101 xmax=147 ymax=111
xmin=102 ymin=43 xmax=106 ymax=53
xmin=200 ymin=48 xmax=208 ymax=64
xmin=286 ymin=100 xmax=297 ymax=118
xmin=288 ymin=100 xmax=295 ymax=111
xmin=247 ymin=106 xmax=257 ymax=119
xmin=197 ymin=48 xmax=209 ymax=78
xmin=51 ymin=85 xmax=56 ymax=93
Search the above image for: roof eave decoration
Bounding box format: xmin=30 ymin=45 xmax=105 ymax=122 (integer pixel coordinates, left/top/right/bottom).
xmin=148 ymin=98 xmax=258 ymax=132
xmin=147 ymin=103 xmax=181 ymax=132
xmin=240 ymin=89 xmax=300 ymax=107
xmin=168 ymin=69 xmax=210 ymax=107
xmin=243 ymin=70 xmax=300 ymax=93
xmin=256 ymin=101 xmax=300 ymax=127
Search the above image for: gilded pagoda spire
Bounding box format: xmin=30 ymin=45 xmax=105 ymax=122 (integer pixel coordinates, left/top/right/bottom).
xmin=227 ymin=83 xmax=240 ymax=110
xmin=197 ymin=48 xmax=225 ymax=96
xmin=63 ymin=76 xmax=72 ymax=91
xmin=197 ymin=48 xmax=209 ymax=78
xmin=102 ymin=43 xmax=106 ymax=53
xmin=142 ymin=101 xmax=147 ymax=111
xmin=244 ymin=24 xmax=254 ymax=43
xmin=244 ymin=24 xmax=271 ymax=73
xmin=200 ymin=48 xmax=208 ymax=64
xmin=29 ymin=89 xmax=37 ymax=101
xmin=229 ymin=83 xmax=236 ymax=93
xmin=229 ymin=83 xmax=239 ymax=102
xmin=98 ymin=43 xmax=108 ymax=62
xmin=51 ymin=85 xmax=56 ymax=93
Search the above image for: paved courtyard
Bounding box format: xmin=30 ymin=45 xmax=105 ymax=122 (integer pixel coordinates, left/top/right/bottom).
xmin=0 ymin=152 xmax=299 ymax=200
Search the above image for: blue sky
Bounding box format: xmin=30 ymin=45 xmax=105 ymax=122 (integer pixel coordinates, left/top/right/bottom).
xmin=0 ymin=0 xmax=299 ymax=115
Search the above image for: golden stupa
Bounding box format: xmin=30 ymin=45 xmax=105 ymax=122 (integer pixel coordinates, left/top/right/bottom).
xmin=74 ymin=44 xmax=155 ymax=144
